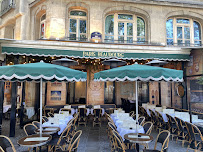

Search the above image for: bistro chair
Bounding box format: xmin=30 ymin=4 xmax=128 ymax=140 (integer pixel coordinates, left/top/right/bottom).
xmin=78 ymin=108 xmax=87 ymax=126
xmin=93 ymin=108 xmax=102 ymax=127
xmin=48 ymin=112 xmax=54 ymax=117
xmin=143 ymin=130 xmax=170 ymax=152
xmin=156 ymin=111 xmax=167 ymax=132
xmin=0 ymin=146 xmax=5 ymax=152
xmin=138 ymin=116 xmax=145 ymax=126
xmin=175 ymin=117 xmax=188 ymax=147
xmin=129 ymin=111 xmax=134 ymax=117
xmin=141 ymin=122 xmax=153 ymax=149
xmin=167 ymin=115 xmax=179 ymax=140
xmin=185 ymin=122 xmax=203 ymax=152
xmin=42 ymin=116 xmax=49 ymax=122
xmin=64 ymin=130 xmax=82 ymax=152
xmin=112 ymin=130 xmax=135 ymax=152
xmin=24 ymin=123 xmax=37 ymax=136
xmin=0 ymin=135 xmax=16 ymax=152
xmin=32 ymin=121 xmax=40 ymax=129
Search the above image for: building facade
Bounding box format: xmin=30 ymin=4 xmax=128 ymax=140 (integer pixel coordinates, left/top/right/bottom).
xmin=0 ymin=0 xmax=202 ymax=112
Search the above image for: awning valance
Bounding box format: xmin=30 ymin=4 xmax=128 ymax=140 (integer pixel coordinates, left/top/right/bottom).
xmin=2 ymin=46 xmax=190 ymax=61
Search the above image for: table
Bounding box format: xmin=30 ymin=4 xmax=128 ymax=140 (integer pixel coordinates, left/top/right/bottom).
xmin=3 ymin=105 xmax=11 ymax=113
xmin=124 ymin=133 xmax=153 ymax=152
xmin=42 ymin=115 xmax=73 ymax=135
xmin=59 ymin=108 xmax=75 ymax=115
xmin=25 ymin=107 xmax=35 ymax=119
xmin=18 ymin=134 xmax=52 ymax=152
xmin=35 ymin=127 xmax=60 ymax=135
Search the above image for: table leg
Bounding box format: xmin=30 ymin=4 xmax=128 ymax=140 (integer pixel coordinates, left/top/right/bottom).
xmin=39 ymin=146 xmax=42 ymax=152
xmin=136 ymin=143 xmax=139 ymax=152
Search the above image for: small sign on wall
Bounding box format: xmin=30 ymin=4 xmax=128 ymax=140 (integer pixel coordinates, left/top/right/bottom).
xmin=51 ymin=91 xmax=61 ymax=101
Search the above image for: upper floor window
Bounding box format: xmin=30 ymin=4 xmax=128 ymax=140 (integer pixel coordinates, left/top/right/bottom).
xmin=40 ymin=14 xmax=46 ymax=39
xmin=105 ymin=13 xmax=146 ymax=43
xmin=68 ymin=10 xmax=87 ymax=41
xmin=166 ymin=18 xmax=202 ymax=46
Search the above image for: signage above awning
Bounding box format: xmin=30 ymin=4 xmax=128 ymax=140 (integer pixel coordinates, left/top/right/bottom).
xmin=2 ymin=46 xmax=190 ymax=61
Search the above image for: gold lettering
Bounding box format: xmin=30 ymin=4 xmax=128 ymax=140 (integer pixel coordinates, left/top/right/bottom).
xmin=83 ymin=51 xmax=96 ymax=57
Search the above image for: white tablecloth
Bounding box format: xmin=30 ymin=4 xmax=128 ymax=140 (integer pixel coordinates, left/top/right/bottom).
xmin=42 ymin=115 xmax=73 ymax=135
xmin=76 ymin=108 xmax=90 ymax=116
xmin=3 ymin=105 xmax=11 ymax=113
xmin=25 ymin=107 xmax=35 ymax=119
xmin=111 ymin=113 xmax=145 ymax=140
xmin=59 ymin=108 xmax=75 ymax=115
xmin=90 ymin=108 xmax=105 ymax=116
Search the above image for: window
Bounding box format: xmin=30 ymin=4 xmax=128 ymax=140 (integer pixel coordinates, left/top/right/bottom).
xmin=68 ymin=10 xmax=87 ymax=41
xmin=166 ymin=18 xmax=202 ymax=46
xmin=105 ymin=13 xmax=146 ymax=43
xmin=40 ymin=14 xmax=46 ymax=39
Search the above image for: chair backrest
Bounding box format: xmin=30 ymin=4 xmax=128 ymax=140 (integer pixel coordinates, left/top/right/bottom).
xmin=154 ymin=130 xmax=170 ymax=152
xmin=138 ymin=116 xmax=145 ymax=126
xmin=0 ymin=135 xmax=16 ymax=152
xmin=112 ymin=130 xmax=126 ymax=151
xmin=73 ymin=113 xmax=79 ymax=126
xmin=32 ymin=121 xmax=40 ymax=129
xmin=0 ymin=146 xmax=5 ymax=152
xmin=67 ymin=130 xmax=82 ymax=152
xmin=175 ymin=117 xmax=184 ymax=131
xmin=24 ymin=124 xmax=37 ymax=136
xmin=192 ymin=124 xmax=203 ymax=141
xmin=93 ymin=108 xmax=102 ymax=118
xmin=78 ymin=108 xmax=86 ymax=117
xmin=129 ymin=111 xmax=134 ymax=117
xmin=143 ymin=121 xmax=153 ymax=135
xmin=185 ymin=121 xmax=195 ymax=141
xmin=47 ymin=112 xmax=54 ymax=117
xmin=108 ymin=122 xmax=117 ymax=131
xmin=42 ymin=116 xmax=49 ymax=122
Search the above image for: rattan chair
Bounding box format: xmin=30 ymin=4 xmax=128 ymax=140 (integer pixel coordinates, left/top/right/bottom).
xmin=141 ymin=121 xmax=153 ymax=149
xmin=24 ymin=123 xmax=37 ymax=136
xmin=93 ymin=108 xmax=102 ymax=127
xmin=143 ymin=130 xmax=170 ymax=152
xmin=65 ymin=130 xmax=82 ymax=152
xmin=32 ymin=121 xmax=40 ymax=129
xmin=185 ymin=121 xmax=203 ymax=152
xmin=0 ymin=135 xmax=16 ymax=152
xmin=138 ymin=116 xmax=145 ymax=126
xmin=78 ymin=108 xmax=87 ymax=126
xmin=42 ymin=116 xmax=49 ymax=122
xmin=48 ymin=112 xmax=54 ymax=117
xmin=129 ymin=111 xmax=134 ymax=117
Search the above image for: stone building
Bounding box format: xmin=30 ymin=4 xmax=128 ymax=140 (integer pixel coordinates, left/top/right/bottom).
xmin=0 ymin=0 xmax=202 ymax=112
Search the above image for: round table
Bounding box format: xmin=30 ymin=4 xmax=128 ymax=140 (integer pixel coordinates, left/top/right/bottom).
xmin=35 ymin=127 xmax=60 ymax=135
xmin=18 ymin=134 xmax=52 ymax=152
xmin=124 ymin=133 xmax=153 ymax=152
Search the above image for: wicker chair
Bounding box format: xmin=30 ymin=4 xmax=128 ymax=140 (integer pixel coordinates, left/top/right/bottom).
xmin=143 ymin=130 xmax=170 ymax=152
xmin=0 ymin=135 xmax=16 ymax=152
xmin=48 ymin=112 xmax=54 ymax=117
xmin=65 ymin=130 xmax=82 ymax=152
xmin=32 ymin=121 xmax=40 ymax=129
xmin=24 ymin=123 xmax=37 ymax=136
xmin=42 ymin=116 xmax=49 ymax=122
xmin=138 ymin=116 xmax=145 ymax=126
xmin=93 ymin=108 xmax=102 ymax=127
xmin=78 ymin=108 xmax=87 ymax=126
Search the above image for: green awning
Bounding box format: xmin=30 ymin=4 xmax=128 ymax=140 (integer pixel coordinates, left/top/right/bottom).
xmin=2 ymin=46 xmax=190 ymax=61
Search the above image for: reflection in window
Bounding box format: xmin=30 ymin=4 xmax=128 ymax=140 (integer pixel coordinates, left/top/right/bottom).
xmin=40 ymin=14 xmax=46 ymax=39
xmin=166 ymin=18 xmax=202 ymax=46
xmin=105 ymin=13 xmax=146 ymax=43
xmin=69 ymin=10 xmax=87 ymax=41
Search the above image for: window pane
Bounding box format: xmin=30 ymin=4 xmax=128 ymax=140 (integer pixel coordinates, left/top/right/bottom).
xmin=194 ymin=21 xmax=201 ymax=40
xmin=185 ymin=40 xmax=190 ymax=46
xmin=118 ymin=14 xmax=133 ymax=20
xmin=127 ymin=37 xmax=133 ymax=43
xmin=178 ymin=40 xmax=183 ymax=45
xmin=167 ymin=39 xmax=174 ymax=45
xmin=127 ymin=23 xmax=133 ymax=36
xmin=80 ymin=35 xmax=86 ymax=41
xmin=118 ymin=36 xmax=124 ymax=43
xmin=105 ymin=36 xmax=114 ymax=42
xmin=137 ymin=37 xmax=145 ymax=43
xmin=166 ymin=19 xmax=173 ymax=38
xmin=177 ymin=18 xmax=190 ymax=24
xmin=194 ymin=41 xmax=201 ymax=46
xmin=41 ymin=14 xmax=46 ymax=21
xmin=137 ymin=17 xmax=145 ymax=37
xmin=69 ymin=19 xmax=77 ymax=33
xmin=105 ymin=15 xmax=114 ymax=35
xmin=177 ymin=27 xmax=182 ymax=39
xmin=184 ymin=27 xmax=190 ymax=39
xmin=118 ymin=23 xmax=124 ymax=36
xmin=70 ymin=34 xmax=76 ymax=40
xmin=80 ymin=20 xmax=86 ymax=33
xmin=70 ymin=11 xmax=86 ymax=16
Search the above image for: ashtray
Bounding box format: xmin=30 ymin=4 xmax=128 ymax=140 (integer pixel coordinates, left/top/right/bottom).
xmin=51 ymin=123 xmax=54 ymax=125
xmin=129 ymin=127 xmax=133 ymax=129
xmin=138 ymin=135 xmax=141 ymax=137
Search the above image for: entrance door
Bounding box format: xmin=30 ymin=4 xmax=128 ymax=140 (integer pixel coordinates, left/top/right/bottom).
xmin=104 ymin=82 xmax=115 ymax=104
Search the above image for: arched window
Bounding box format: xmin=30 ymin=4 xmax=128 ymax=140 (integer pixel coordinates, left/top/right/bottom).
xmin=68 ymin=10 xmax=87 ymax=41
xmin=40 ymin=14 xmax=46 ymax=39
xmin=105 ymin=13 xmax=146 ymax=43
xmin=166 ymin=18 xmax=202 ymax=46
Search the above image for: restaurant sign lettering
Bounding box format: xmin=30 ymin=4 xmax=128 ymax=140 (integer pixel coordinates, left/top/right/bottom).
xmin=83 ymin=51 xmax=124 ymax=58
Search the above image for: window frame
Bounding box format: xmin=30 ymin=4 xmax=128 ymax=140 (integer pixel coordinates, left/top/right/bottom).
xmin=68 ymin=9 xmax=87 ymax=41
xmin=166 ymin=17 xmax=202 ymax=46
xmin=40 ymin=13 xmax=46 ymax=39
xmin=104 ymin=13 xmax=146 ymax=43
